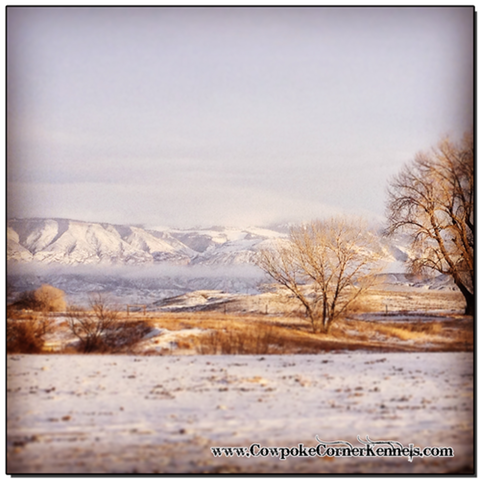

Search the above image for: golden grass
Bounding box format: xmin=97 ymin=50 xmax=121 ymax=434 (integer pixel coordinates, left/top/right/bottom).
xmin=6 ymin=307 xmax=472 ymax=354
xmin=138 ymin=311 xmax=472 ymax=354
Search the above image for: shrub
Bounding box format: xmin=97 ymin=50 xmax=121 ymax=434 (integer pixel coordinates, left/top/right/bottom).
xmin=12 ymin=290 xmax=38 ymax=310
xmin=7 ymin=316 xmax=53 ymax=353
xmin=67 ymin=293 xmax=153 ymax=353
xmin=34 ymin=284 xmax=66 ymax=312
xmin=12 ymin=284 xmax=66 ymax=312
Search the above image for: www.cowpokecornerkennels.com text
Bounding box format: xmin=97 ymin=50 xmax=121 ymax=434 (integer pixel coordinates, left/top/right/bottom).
xmin=211 ymin=436 xmax=454 ymax=463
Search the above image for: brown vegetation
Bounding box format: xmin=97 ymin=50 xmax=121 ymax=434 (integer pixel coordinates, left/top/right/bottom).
xmin=10 ymin=284 xmax=66 ymax=312
xmin=67 ymin=293 xmax=154 ymax=353
xmin=6 ymin=286 xmax=471 ymax=355
xmin=7 ymin=312 xmax=53 ymax=354
xmin=140 ymin=310 xmax=472 ymax=354
xmin=195 ymin=322 xmax=276 ymax=354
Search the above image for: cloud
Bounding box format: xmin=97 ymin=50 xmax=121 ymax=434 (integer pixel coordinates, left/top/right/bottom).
xmin=8 ymin=176 xmax=374 ymax=229
xmin=7 ymin=7 xmax=473 ymax=229
xmin=7 ymin=259 xmax=264 ymax=280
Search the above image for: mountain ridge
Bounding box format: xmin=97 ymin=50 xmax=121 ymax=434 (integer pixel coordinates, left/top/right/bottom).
xmin=7 ymin=217 xmax=285 ymax=267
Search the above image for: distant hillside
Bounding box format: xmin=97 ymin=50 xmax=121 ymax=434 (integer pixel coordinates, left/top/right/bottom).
xmin=7 ymin=218 xmax=284 ymax=267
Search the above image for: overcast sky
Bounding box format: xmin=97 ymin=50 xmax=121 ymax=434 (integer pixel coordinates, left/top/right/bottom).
xmin=7 ymin=7 xmax=474 ymax=229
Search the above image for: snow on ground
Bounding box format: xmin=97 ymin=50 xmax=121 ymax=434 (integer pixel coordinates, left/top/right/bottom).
xmin=7 ymin=353 xmax=473 ymax=474
xmin=42 ymin=317 xmax=207 ymax=354
xmin=136 ymin=327 xmax=208 ymax=353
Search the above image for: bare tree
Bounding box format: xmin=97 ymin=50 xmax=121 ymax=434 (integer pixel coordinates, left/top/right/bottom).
xmin=257 ymin=217 xmax=384 ymax=333
xmin=67 ymin=293 xmax=121 ymax=353
xmin=386 ymin=133 xmax=474 ymax=315
xmin=67 ymin=293 xmax=153 ymax=353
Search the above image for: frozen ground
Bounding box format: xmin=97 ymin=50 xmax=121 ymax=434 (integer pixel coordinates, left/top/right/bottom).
xmin=7 ymin=352 xmax=473 ymax=474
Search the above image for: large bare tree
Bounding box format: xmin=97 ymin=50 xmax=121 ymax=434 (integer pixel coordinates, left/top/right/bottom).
xmin=257 ymin=217 xmax=384 ymax=333
xmin=386 ymin=133 xmax=474 ymax=315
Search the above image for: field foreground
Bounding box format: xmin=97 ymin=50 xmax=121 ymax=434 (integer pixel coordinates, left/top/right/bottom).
xmin=7 ymin=352 xmax=473 ymax=474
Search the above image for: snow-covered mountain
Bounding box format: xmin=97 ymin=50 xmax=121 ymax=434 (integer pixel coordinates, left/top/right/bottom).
xmin=7 ymin=218 xmax=458 ymax=305
xmin=6 ymin=218 xmax=286 ymax=303
xmin=7 ymin=218 xmax=284 ymax=267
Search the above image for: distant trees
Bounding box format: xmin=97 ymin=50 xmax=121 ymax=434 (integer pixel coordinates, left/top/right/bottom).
xmin=257 ymin=217 xmax=384 ymax=333
xmin=386 ymin=133 xmax=474 ymax=315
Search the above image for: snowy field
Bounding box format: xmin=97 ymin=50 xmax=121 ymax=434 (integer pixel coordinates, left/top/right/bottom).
xmin=7 ymin=352 xmax=473 ymax=474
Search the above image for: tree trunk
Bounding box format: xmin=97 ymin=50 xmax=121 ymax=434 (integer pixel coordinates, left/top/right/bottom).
xmin=454 ymin=279 xmax=474 ymax=315
xmin=463 ymin=290 xmax=474 ymax=316
xmin=322 ymin=299 xmax=329 ymax=332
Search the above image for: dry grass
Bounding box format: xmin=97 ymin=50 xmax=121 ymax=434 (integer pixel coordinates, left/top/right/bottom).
xmin=122 ymin=309 xmax=473 ymax=354
xmin=7 ymin=315 xmax=54 ymax=354
xmin=194 ymin=322 xmax=276 ymax=355
xmin=6 ymin=303 xmax=472 ymax=354
xmin=357 ymin=288 xmax=465 ymax=314
xmin=335 ymin=316 xmax=444 ymax=338
xmin=7 ymin=308 xmax=156 ymax=354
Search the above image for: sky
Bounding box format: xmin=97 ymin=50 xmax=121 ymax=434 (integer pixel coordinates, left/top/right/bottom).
xmin=7 ymin=7 xmax=474 ymax=229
